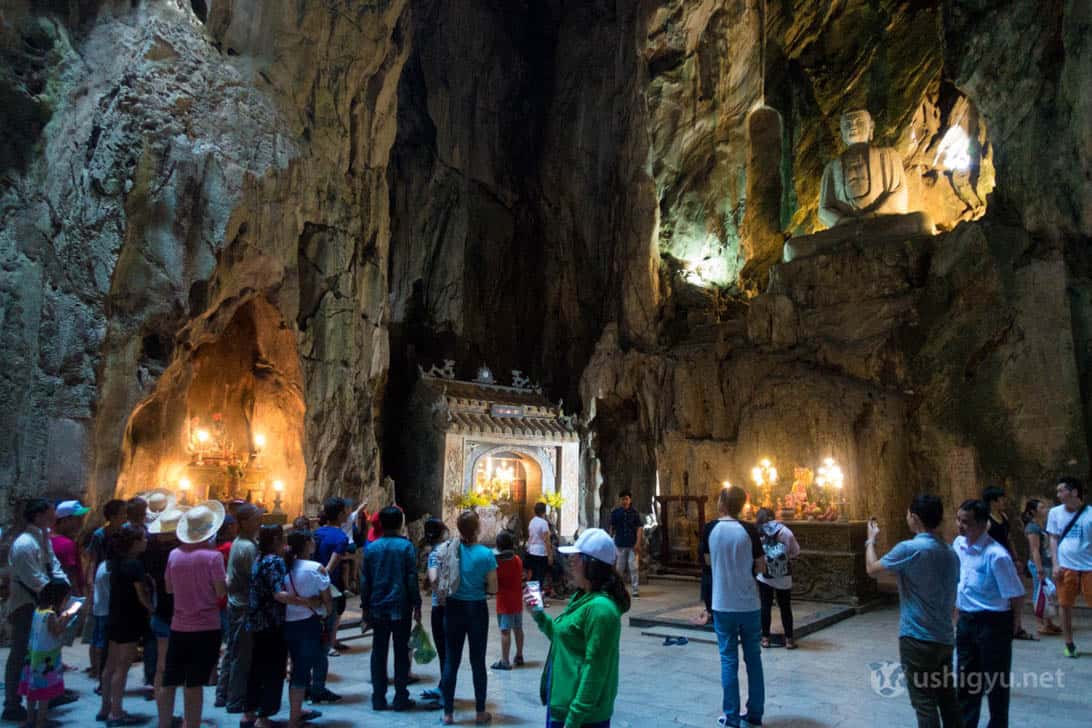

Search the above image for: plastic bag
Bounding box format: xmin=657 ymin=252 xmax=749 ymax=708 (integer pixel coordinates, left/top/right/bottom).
xmin=1035 ymin=577 xmax=1058 ymax=620
xmin=411 ymin=622 xmax=437 ymax=664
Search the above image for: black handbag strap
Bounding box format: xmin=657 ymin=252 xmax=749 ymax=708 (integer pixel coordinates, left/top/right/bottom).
xmin=287 ymin=568 xmax=321 ymax=619
xmin=1060 ymin=504 xmax=1089 ymax=542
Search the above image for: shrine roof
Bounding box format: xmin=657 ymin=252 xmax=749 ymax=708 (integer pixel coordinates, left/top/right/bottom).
xmin=419 ymin=375 xmax=578 ymax=440
xmin=448 ymin=411 xmax=577 ymax=440
xmin=420 ymin=376 xmax=554 ymax=408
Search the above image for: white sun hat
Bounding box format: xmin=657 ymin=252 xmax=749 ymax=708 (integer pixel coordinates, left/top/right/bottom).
xmin=558 ymin=527 xmax=617 ymax=566
xmin=176 ymin=500 xmax=226 ymax=544
xmin=148 ymin=508 xmax=186 ymax=535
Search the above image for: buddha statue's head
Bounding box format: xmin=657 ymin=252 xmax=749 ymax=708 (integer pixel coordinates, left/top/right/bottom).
xmin=840 ymin=109 xmax=874 ymax=146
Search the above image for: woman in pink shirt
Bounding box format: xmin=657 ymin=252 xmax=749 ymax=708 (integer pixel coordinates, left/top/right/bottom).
xmin=161 ymin=503 xmax=227 ymax=728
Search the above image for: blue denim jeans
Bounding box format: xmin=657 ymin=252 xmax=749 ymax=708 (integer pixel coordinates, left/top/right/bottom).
xmin=712 ymin=609 xmax=764 ymax=726
xmin=284 ymin=616 xmax=324 ymax=689
xmin=310 ymin=610 xmax=336 ymax=693
xmin=442 ymin=598 xmax=489 ymax=713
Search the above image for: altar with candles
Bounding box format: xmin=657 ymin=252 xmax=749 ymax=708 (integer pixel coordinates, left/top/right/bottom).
xmin=403 ymin=363 xmax=581 ymax=545
xmin=112 ymin=298 xmax=307 ymax=522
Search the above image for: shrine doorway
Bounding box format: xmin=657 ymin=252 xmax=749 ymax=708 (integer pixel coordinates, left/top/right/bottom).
xmin=115 ymin=297 xmax=307 ymax=517
xmin=464 ymin=447 xmax=546 ymax=536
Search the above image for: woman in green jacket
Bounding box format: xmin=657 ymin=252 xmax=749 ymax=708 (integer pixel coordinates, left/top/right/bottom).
xmin=526 ymin=528 xmax=630 ymax=728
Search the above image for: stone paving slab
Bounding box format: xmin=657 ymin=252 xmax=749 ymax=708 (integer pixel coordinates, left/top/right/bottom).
xmin=2 ymin=581 xmax=1090 ymax=727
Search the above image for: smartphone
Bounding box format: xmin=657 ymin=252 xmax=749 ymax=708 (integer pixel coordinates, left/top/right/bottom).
xmin=524 ymin=580 xmax=544 ymax=610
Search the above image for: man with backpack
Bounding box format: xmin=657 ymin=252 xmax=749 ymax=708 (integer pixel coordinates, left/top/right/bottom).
xmin=865 ymin=494 xmax=961 ymax=728
xmin=754 ymin=509 xmax=800 ymax=649
xmin=1047 ymin=476 xmax=1092 ymax=658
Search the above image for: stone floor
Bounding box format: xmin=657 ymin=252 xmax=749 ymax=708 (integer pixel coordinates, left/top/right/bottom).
xmin=3 ymin=581 xmax=1090 ymax=727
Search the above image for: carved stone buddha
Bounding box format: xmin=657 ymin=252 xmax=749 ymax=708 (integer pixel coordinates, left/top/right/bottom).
xmin=818 ymin=110 xmax=909 ymax=227
xmin=784 ymin=109 xmax=934 ymax=262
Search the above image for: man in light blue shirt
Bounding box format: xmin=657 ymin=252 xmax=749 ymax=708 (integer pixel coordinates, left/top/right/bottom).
xmin=953 ymin=499 xmax=1024 ymax=728
xmin=866 ymin=494 xmax=961 ymax=727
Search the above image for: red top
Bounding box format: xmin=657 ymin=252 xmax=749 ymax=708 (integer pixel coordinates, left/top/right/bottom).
xmin=50 ymin=534 xmax=83 ymax=594
xmin=216 ymin=541 xmax=233 ymax=609
xmin=495 ymin=554 xmax=523 ymax=614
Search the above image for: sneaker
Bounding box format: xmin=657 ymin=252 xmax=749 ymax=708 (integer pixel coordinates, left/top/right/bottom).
xmin=214 ymin=698 xmax=227 ymax=708
xmin=1064 ymin=643 xmax=1079 ymax=658
xmin=740 ymin=713 xmax=763 ymax=727
xmin=716 ymin=716 xmax=737 ymax=728
xmin=392 ymin=699 xmax=416 ymax=712
xmin=300 ymin=709 xmax=322 ymax=722
xmin=632 ymin=590 xmax=640 ymax=598
xmin=1 ymin=706 xmax=28 ymax=722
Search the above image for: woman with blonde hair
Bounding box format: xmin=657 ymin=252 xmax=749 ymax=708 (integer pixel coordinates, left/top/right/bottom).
xmin=441 ymin=511 xmax=498 ymax=725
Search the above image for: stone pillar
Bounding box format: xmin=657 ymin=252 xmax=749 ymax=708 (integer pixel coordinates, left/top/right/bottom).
xmin=740 ymin=105 xmax=784 ymax=294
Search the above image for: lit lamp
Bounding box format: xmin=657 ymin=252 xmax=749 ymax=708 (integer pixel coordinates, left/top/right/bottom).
xmin=751 ymin=458 xmax=778 ymax=509
xmin=816 ymin=457 xmax=847 ymax=521
xmin=178 ymin=478 xmax=192 ymax=506
xmin=253 ymin=433 xmax=266 ymax=455
xmin=272 ymin=479 xmax=285 ymax=514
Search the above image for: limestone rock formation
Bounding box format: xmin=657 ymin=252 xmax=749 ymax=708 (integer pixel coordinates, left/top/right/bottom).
xmin=0 ymin=0 xmax=1088 ymax=550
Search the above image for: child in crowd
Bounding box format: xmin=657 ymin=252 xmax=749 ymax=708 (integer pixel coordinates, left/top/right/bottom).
xmin=491 ymin=531 xmax=525 ymax=670
xmin=422 ymin=518 xmax=449 ymax=703
xmin=91 ymin=552 xmax=112 ymax=688
xmin=20 ymin=579 xmax=81 ymax=728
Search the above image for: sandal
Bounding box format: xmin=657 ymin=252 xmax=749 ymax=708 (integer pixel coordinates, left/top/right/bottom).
xmin=513 ymin=656 xmax=525 ymax=666
xmin=785 ymin=639 xmax=798 ymax=650
xmin=476 ymin=712 xmax=493 ymax=725
xmin=1039 ymin=624 xmax=1063 ymax=636
xmin=760 ymin=637 xmax=771 ymax=648
xmin=1014 ymin=628 xmax=1038 ymax=641
xmin=491 ymin=660 xmax=512 ymax=670
xmin=442 ymin=715 xmax=454 ymax=725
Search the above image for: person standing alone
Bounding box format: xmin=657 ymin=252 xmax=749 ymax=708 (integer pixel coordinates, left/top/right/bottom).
xmin=609 ymin=491 xmax=642 ymax=598
xmin=865 ymin=495 xmax=961 ymax=727
xmin=708 ymin=486 xmax=765 ymax=728
xmin=1047 ymin=476 xmax=1092 ymax=658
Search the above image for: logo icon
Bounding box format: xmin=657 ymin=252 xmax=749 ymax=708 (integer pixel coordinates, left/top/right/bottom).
xmin=869 ymin=661 xmax=906 ymax=698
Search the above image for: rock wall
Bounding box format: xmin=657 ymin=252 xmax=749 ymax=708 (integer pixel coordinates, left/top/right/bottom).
xmin=0 ymin=1 xmax=293 ymax=520
xmin=0 ymin=0 xmax=1088 ymax=540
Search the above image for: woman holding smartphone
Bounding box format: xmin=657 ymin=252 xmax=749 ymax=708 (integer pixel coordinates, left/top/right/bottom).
xmin=526 ymin=528 xmax=629 ymax=728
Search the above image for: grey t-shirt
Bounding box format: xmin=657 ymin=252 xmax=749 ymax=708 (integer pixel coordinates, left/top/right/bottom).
xmin=226 ymin=536 xmax=258 ymax=609
xmin=881 ymin=533 xmax=959 ymax=645
xmin=709 ymin=518 xmax=763 ymax=613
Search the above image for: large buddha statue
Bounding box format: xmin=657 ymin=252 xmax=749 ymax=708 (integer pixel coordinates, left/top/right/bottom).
xmin=818 ymin=110 xmax=908 ymax=227
xmin=783 ymin=109 xmax=934 ymax=262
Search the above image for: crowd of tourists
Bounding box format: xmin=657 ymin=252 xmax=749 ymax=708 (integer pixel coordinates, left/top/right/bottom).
xmin=1 ymin=473 xmax=1089 ymax=728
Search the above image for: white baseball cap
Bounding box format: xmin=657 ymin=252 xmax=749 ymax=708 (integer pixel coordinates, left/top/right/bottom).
xmin=559 ymin=528 xmax=617 ymax=566
xmin=55 ymin=500 xmax=90 ymax=519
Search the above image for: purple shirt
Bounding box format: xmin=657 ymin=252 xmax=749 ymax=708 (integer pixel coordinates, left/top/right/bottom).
xmin=166 ymin=544 xmax=226 ymax=632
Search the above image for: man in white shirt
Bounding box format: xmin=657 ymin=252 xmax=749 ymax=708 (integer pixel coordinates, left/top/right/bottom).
xmin=4 ymin=498 xmax=71 ymax=722
xmin=953 ymin=499 xmax=1024 ymax=728
xmin=525 ymin=502 xmax=552 ymax=587
xmin=708 ymin=485 xmax=765 ymax=728
xmin=1046 ymin=476 xmax=1092 ymax=658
